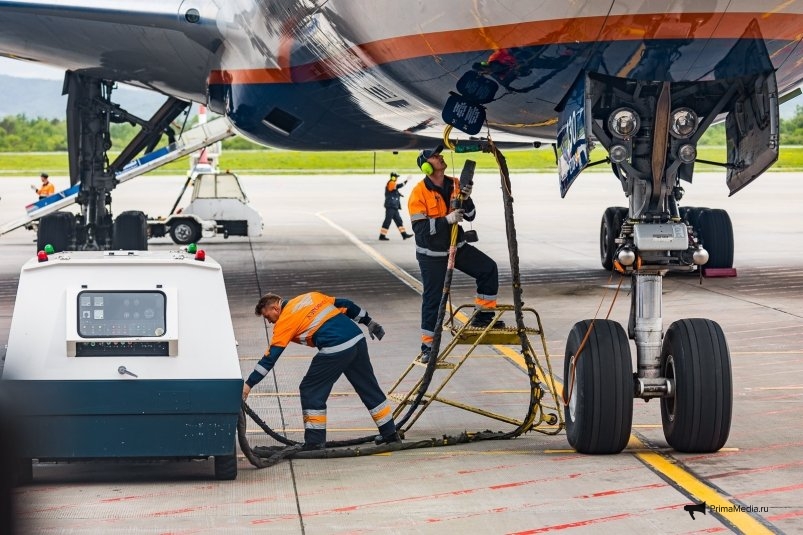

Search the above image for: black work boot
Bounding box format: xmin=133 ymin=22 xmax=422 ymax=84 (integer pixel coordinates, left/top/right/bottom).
xmin=418 ymin=345 xmax=432 ymax=363
xmin=470 ymin=311 xmax=505 ymax=328
xmin=401 ymin=232 xmax=413 ymax=240
xmin=301 ymin=442 xmax=325 ymax=451
xmin=374 ymin=432 xmax=402 ymax=445
xmin=379 ymin=235 xmax=390 ymax=241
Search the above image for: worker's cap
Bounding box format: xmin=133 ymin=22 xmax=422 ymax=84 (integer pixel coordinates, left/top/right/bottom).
xmin=416 ymin=144 xmax=444 ymax=169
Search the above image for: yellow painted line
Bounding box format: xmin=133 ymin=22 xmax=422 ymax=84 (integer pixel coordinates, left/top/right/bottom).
xmin=495 ymin=344 xmax=552 ymax=385
xmin=250 ymin=391 xmax=355 ymax=397
xmin=632 ymin=436 xmax=771 ymax=533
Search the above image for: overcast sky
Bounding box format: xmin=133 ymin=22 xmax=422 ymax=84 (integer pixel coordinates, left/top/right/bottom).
xmin=0 ymin=57 xmax=63 ymax=80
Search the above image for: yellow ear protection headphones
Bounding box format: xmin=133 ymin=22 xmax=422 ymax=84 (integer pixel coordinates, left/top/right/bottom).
xmin=420 ymin=161 xmax=434 ymax=175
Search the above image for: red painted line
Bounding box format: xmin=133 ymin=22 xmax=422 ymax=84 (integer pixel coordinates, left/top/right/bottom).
xmin=507 ymin=513 xmax=633 ymax=534
xmin=737 ymin=482 xmax=803 ymax=498
xmin=768 ymin=509 xmax=803 ymax=521
xmin=209 ymin=12 xmax=803 ymax=85
xmin=707 ymin=459 xmax=803 ymax=479
xmin=574 ymin=482 xmax=664 ymax=499
xmin=250 ymin=468 xmax=631 ymax=525
xmin=456 ymin=463 xmax=519 ymax=475
xmin=149 ymin=507 xmax=205 ymax=517
xmin=683 ymin=440 xmax=803 ymax=461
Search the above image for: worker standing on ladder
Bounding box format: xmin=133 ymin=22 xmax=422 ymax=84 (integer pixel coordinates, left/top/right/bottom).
xmin=242 ymin=292 xmax=401 ymax=448
xmin=408 ymin=145 xmax=502 ymax=363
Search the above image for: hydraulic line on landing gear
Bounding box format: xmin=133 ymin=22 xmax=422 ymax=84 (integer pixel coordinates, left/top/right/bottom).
xmin=238 ymin=137 xmax=561 ymax=468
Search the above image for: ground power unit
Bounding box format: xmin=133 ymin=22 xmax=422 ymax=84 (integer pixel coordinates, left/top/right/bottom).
xmin=1 ymin=249 xmax=243 ymax=481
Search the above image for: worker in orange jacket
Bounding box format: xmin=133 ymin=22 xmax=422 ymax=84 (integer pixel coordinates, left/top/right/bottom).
xmin=242 ymin=291 xmax=400 ymax=448
xmin=32 ymin=173 xmax=54 ymax=199
xmin=407 ymin=145 xmax=502 ymax=362
xmin=379 ymin=172 xmax=413 ymax=240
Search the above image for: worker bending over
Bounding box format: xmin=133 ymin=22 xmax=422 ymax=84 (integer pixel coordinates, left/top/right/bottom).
xmin=408 ymin=145 xmax=503 ymax=362
xmin=242 ymin=292 xmax=401 ymax=449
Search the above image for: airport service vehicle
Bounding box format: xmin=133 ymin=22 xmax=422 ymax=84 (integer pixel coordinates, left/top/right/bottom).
xmin=148 ymin=166 xmax=264 ymax=245
xmin=1 ymin=249 xmax=243 ymax=482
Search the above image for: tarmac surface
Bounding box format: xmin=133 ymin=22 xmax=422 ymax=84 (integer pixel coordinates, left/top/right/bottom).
xmin=1 ymin=170 xmax=802 ymax=534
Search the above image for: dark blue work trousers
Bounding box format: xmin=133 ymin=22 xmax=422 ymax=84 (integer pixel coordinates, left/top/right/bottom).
xmin=299 ymin=338 xmax=395 ymax=445
xmin=418 ymin=243 xmax=499 ymax=338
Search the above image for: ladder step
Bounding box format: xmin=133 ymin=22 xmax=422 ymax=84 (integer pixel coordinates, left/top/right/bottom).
xmin=388 ymin=393 xmax=430 ymax=405
xmin=413 ymin=360 xmax=456 ymax=369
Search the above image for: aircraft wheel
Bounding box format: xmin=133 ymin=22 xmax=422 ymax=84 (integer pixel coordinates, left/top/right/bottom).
xmin=169 ymin=219 xmax=201 ymax=245
xmin=112 ymin=210 xmax=148 ymax=250
xmin=213 ymin=454 xmax=237 ymax=480
xmin=599 ymin=207 xmax=626 ymax=271
xmin=37 ymin=211 xmax=75 ymax=252
xmin=564 ymin=319 xmax=633 ymax=454
xmin=697 ymin=209 xmax=733 ymax=268
xmin=661 ymin=318 xmax=732 ymax=453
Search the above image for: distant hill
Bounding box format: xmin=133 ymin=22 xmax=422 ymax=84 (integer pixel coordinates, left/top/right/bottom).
xmin=0 ymin=74 xmax=193 ymax=120
xmin=1 ymin=73 xmax=801 ymax=124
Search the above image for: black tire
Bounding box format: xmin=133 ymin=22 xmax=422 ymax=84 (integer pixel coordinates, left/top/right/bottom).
xmin=681 ymin=206 xmax=707 ymax=229
xmin=213 ymin=454 xmax=237 ymax=480
xmin=564 ymin=319 xmax=633 ymax=454
xmin=169 ymin=219 xmax=201 ymax=245
xmin=37 ymin=211 xmax=75 ymax=252
xmin=112 ymin=210 xmax=148 ymax=250
xmin=696 ymin=209 xmax=734 ymax=269
xmin=661 ymin=319 xmax=732 ymax=453
xmin=600 ymin=207 xmax=626 ymax=271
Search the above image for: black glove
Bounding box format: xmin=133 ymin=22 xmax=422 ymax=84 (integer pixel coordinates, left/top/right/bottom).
xmin=366 ymin=320 xmax=385 ymax=340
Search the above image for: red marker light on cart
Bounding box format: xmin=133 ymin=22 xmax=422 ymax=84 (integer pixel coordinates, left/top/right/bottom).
xmin=195 ymin=249 xmax=206 ymax=261
xmin=37 ymin=250 xmax=48 ymax=262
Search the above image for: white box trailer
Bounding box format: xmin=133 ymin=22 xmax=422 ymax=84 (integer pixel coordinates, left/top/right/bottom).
xmin=1 ymin=249 xmax=243 ymax=481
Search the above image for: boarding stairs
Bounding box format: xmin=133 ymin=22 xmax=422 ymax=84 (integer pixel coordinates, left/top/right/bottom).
xmin=0 ymin=117 xmax=236 ymax=237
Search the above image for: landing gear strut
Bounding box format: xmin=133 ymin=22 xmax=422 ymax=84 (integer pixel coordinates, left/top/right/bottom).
xmin=37 ymin=71 xmax=190 ymax=251
xmin=563 ymin=66 xmax=777 ymax=452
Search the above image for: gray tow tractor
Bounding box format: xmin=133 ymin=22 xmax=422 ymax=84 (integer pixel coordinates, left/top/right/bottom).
xmin=147 ymin=164 xmax=263 ymax=245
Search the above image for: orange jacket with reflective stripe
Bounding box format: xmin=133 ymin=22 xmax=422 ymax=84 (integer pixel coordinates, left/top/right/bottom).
xmin=407 ymin=176 xmax=476 ymax=255
xmin=272 ymin=292 xmax=342 ymax=348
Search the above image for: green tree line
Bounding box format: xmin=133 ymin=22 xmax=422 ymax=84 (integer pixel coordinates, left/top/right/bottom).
xmin=2 ymin=107 xmax=803 ymax=152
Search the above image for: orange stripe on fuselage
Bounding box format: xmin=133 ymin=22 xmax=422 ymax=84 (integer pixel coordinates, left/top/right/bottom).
xmin=209 ymin=13 xmax=803 ymax=85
